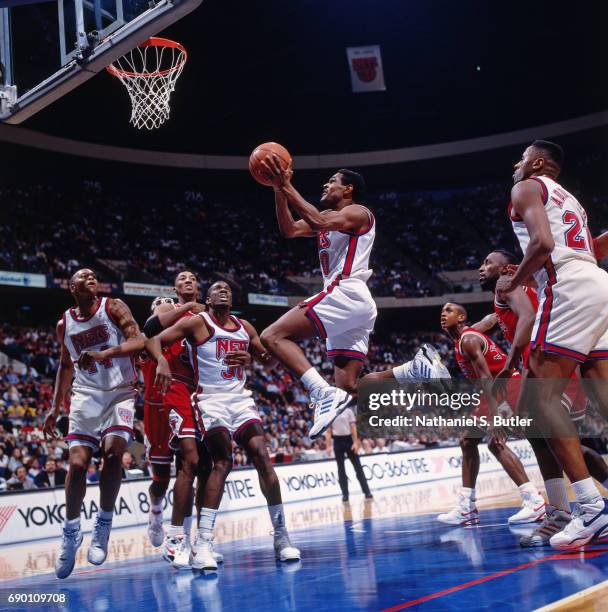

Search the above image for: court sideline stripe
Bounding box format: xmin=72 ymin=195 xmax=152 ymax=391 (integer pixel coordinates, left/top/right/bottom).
xmin=381 ymin=549 xmax=608 ymax=611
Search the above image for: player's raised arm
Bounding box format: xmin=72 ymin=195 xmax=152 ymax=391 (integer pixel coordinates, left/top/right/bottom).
xmin=44 ymin=319 xmax=74 ymax=440
xmin=241 ymin=319 xmax=276 ymax=369
xmin=471 ymin=312 xmax=498 ymax=334
xmin=78 ymin=298 xmax=145 ymax=369
xmin=274 ymin=186 xmax=315 ymax=238
xmin=499 ymin=180 xmax=554 ymax=293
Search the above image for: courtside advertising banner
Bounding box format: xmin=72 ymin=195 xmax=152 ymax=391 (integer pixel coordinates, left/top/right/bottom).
xmin=346 ymin=45 xmax=386 ymax=93
xmin=0 ymin=442 xmax=536 ymax=545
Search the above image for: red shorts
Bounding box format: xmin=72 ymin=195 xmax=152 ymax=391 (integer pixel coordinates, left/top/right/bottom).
xmin=144 ymin=382 xmax=204 ymax=464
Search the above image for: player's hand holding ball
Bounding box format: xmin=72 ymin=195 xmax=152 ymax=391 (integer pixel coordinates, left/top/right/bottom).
xmin=249 ymin=142 xmax=292 ymax=190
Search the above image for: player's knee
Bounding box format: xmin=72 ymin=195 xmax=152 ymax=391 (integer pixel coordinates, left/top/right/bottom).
xmin=487 ymin=438 xmax=505 ymax=455
xmin=150 ymin=479 xmax=169 ymax=498
xmin=214 ymin=457 xmax=232 ymax=478
xmin=338 ymin=379 xmax=358 ymax=395
xmin=69 ymin=452 xmax=89 ymax=473
xmin=460 ymin=437 xmax=478 ymax=454
xmin=260 ymin=325 xmax=281 ymax=349
xmin=178 ymin=452 xmax=199 ymax=478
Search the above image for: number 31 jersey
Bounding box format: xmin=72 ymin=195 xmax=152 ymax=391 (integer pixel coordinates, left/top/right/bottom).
xmin=188 ymin=312 xmax=251 ymax=396
xmin=509 ymin=175 xmax=596 ymax=286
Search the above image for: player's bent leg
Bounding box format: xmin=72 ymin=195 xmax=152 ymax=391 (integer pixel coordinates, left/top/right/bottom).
xmin=438 ymin=435 xmax=480 ymax=526
xmin=148 ymin=463 xmax=171 ymax=548
xmin=239 ymin=423 xmax=300 ymax=561
xmin=88 ymin=434 xmax=129 ymax=566
xmin=260 ymin=306 xmax=319 ymax=376
xmin=333 ymin=356 xmax=364 ymax=397
xmin=190 ymin=432 xmax=232 ymax=571
xmin=55 ymin=444 xmax=92 ymax=579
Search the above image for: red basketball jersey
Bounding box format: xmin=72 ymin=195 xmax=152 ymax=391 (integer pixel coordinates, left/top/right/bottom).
xmin=454 ymin=327 xmax=507 ymax=379
xmin=494 ymin=285 xmax=538 ymax=343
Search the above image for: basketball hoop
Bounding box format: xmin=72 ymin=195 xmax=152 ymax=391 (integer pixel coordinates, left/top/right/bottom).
xmin=106 ymin=37 xmax=187 ymax=130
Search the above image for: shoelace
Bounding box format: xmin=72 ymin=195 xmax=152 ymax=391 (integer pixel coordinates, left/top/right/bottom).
xmin=92 ymin=519 xmax=112 ymax=545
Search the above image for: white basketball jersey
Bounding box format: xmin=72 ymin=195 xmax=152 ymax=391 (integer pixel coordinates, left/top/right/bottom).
xmin=317 ymin=205 xmax=375 ymax=289
xmin=509 ymin=176 xmax=596 ymax=286
xmin=63 ymin=297 xmax=136 ymax=390
xmin=189 ymin=312 xmax=251 ymax=396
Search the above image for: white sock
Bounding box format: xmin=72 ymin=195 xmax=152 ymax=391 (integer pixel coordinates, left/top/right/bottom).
xmin=268 ymin=504 xmax=287 ymax=534
xmin=461 ymin=487 xmax=476 ymax=503
xmin=183 ymin=515 xmax=193 ymax=537
xmin=64 ymin=517 xmax=81 ymax=531
xmin=392 ymin=362 xmax=413 ymax=384
xmin=571 ymin=477 xmax=602 ymax=505
xmin=519 ymin=481 xmax=540 ymax=499
xmin=198 ymin=507 xmax=218 ymax=537
xmin=168 ymin=524 xmax=183 ymax=537
xmin=300 ymin=367 xmax=329 ymax=395
xmin=99 ymin=509 xmax=113 ymax=521
xmin=544 ymin=478 xmax=570 ymax=512
xmin=150 ymin=498 xmax=163 ymax=513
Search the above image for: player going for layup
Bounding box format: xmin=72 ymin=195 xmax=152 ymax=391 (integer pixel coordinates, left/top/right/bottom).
xmin=479 ymin=250 xmax=608 ymax=546
xmin=44 ymin=269 xmax=144 ymax=579
xmin=438 ymin=302 xmax=546 ymax=525
xmin=498 ymin=140 xmax=608 ymax=549
xmin=146 ymin=281 xmax=300 ymax=570
xmin=260 ymin=158 xmax=444 ymax=437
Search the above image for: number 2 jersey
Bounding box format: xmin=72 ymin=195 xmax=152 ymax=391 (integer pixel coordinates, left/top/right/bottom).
xmin=63 ymin=297 xmax=136 ymax=390
xmin=508 ymin=176 xmax=596 ymax=287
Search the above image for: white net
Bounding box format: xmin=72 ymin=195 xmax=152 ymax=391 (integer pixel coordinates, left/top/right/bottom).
xmin=107 ymin=38 xmax=187 ymax=130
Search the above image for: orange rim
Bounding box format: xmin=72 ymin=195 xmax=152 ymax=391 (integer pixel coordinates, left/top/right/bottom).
xmin=106 ymin=37 xmax=188 ymax=78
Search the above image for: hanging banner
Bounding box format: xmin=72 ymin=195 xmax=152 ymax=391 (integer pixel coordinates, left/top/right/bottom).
xmin=346 ymin=45 xmax=386 ymax=93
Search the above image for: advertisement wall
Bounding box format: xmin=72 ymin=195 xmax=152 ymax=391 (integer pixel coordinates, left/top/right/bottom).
xmin=0 ymin=441 xmax=537 ymax=545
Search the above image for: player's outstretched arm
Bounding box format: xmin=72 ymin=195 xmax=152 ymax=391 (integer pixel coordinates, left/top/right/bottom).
xmin=274 ymin=189 xmax=315 ymax=238
xmin=241 ymin=319 xmax=277 ymax=369
xmin=45 ymin=319 xmax=73 ymax=440
xmin=471 ymin=313 xmax=498 ymax=333
xmin=143 ymin=301 xmax=201 ymax=337
xmin=498 ymin=180 xmax=554 ymax=293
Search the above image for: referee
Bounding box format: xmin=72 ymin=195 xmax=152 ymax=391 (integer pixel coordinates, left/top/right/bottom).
xmin=325 ymin=407 xmax=373 ymax=502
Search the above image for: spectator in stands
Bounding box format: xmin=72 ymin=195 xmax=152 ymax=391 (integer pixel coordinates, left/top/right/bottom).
xmin=7 ymin=465 xmax=36 ymax=491
xmin=34 ymin=457 xmax=67 ymax=488
xmin=8 ymin=448 xmax=23 ymax=473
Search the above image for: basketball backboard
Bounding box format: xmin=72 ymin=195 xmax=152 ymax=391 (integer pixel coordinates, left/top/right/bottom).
xmin=0 ymin=0 xmax=201 ymax=123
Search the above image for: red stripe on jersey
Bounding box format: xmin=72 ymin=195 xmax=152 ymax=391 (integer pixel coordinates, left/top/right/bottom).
xmin=529 ymin=177 xmax=549 ymax=205
xmin=342 ymin=236 xmax=359 ymax=276
xmin=532 ymin=259 xmax=557 ymax=349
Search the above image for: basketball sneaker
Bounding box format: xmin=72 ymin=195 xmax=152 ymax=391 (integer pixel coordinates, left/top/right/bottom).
xmin=396 ymin=345 xmax=451 ymax=382
xmin=190 ymin=533 xmax=219 ymax=571
xmin=171 ymin=534 xmax=192 ymax=570
xmin=55 ymin=525 xmax=83 ymax=579
xmin=519 ymin=505 xmax=571 ymax=547
xmin=508 ymin=494 xmax=546 ymax=524
xmin=437 ymin=491 xmax=480 ymax=526
xmin=550 ymin=499 xmax=608 ymax=550
xmin=274 ymin=531 xmax=301 ymax=562
xmin=87 ymin=515 xmax=112 ymax=565
xmin=309 ymin=387 xmax=353 ymax=439
xmin=147 ymin=509 xmax=164 ymax=547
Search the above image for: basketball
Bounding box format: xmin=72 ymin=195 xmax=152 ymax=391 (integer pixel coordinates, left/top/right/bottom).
xmin=249 ymin=142 xmax=292 ymax=186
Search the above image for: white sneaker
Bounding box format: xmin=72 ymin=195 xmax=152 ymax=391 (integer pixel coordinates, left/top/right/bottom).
xmin=87 ymin=516 xmax=112 ymax=565
xmin=190 ymin=533 xmax=219 ymax=571
xmin=163 ymin=535 xmax=179 ymax=564
xmin=419 ymin=344 xmax=452 ymax=378
xmin=55 ymin=526 xmax=83 ymax=579
xmin=437 ymin=492 xmax=479 ymax=526
xmin=520 ymin=505 xmax=571 ymax=547
xmin=171 ymin=534 xmax=192 ymax=570
xmin=508 ymin=495 xmax=546 ymax=524
xmin=274 ymin=530 xmax=301 ymax=561
xmin=147 ymin=509 xmax=164 ymax=547
xmin=550 ymin=499 xmax=608 ymax=550
xmin=309 ymin=387 xmax=353 ymax=439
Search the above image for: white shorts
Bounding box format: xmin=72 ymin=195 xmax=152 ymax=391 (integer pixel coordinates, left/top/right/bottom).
xmin=300 ymin=276 xmax=377 ymax=361
xmin=196 ymin=392 xmax=262 ymax=442
xmin=532 ymin=259 xmax=608 ymax=363
xmin=66 ymin=385 xmax=136 ymax=451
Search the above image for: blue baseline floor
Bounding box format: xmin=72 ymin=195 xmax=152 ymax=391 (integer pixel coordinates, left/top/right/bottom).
xmin=3 ymin=504 xmax=608 ymax=612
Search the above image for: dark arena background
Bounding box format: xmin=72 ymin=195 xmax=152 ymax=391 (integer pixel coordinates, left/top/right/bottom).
xmin=1 ymin=1 xmax=608 ymax=610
